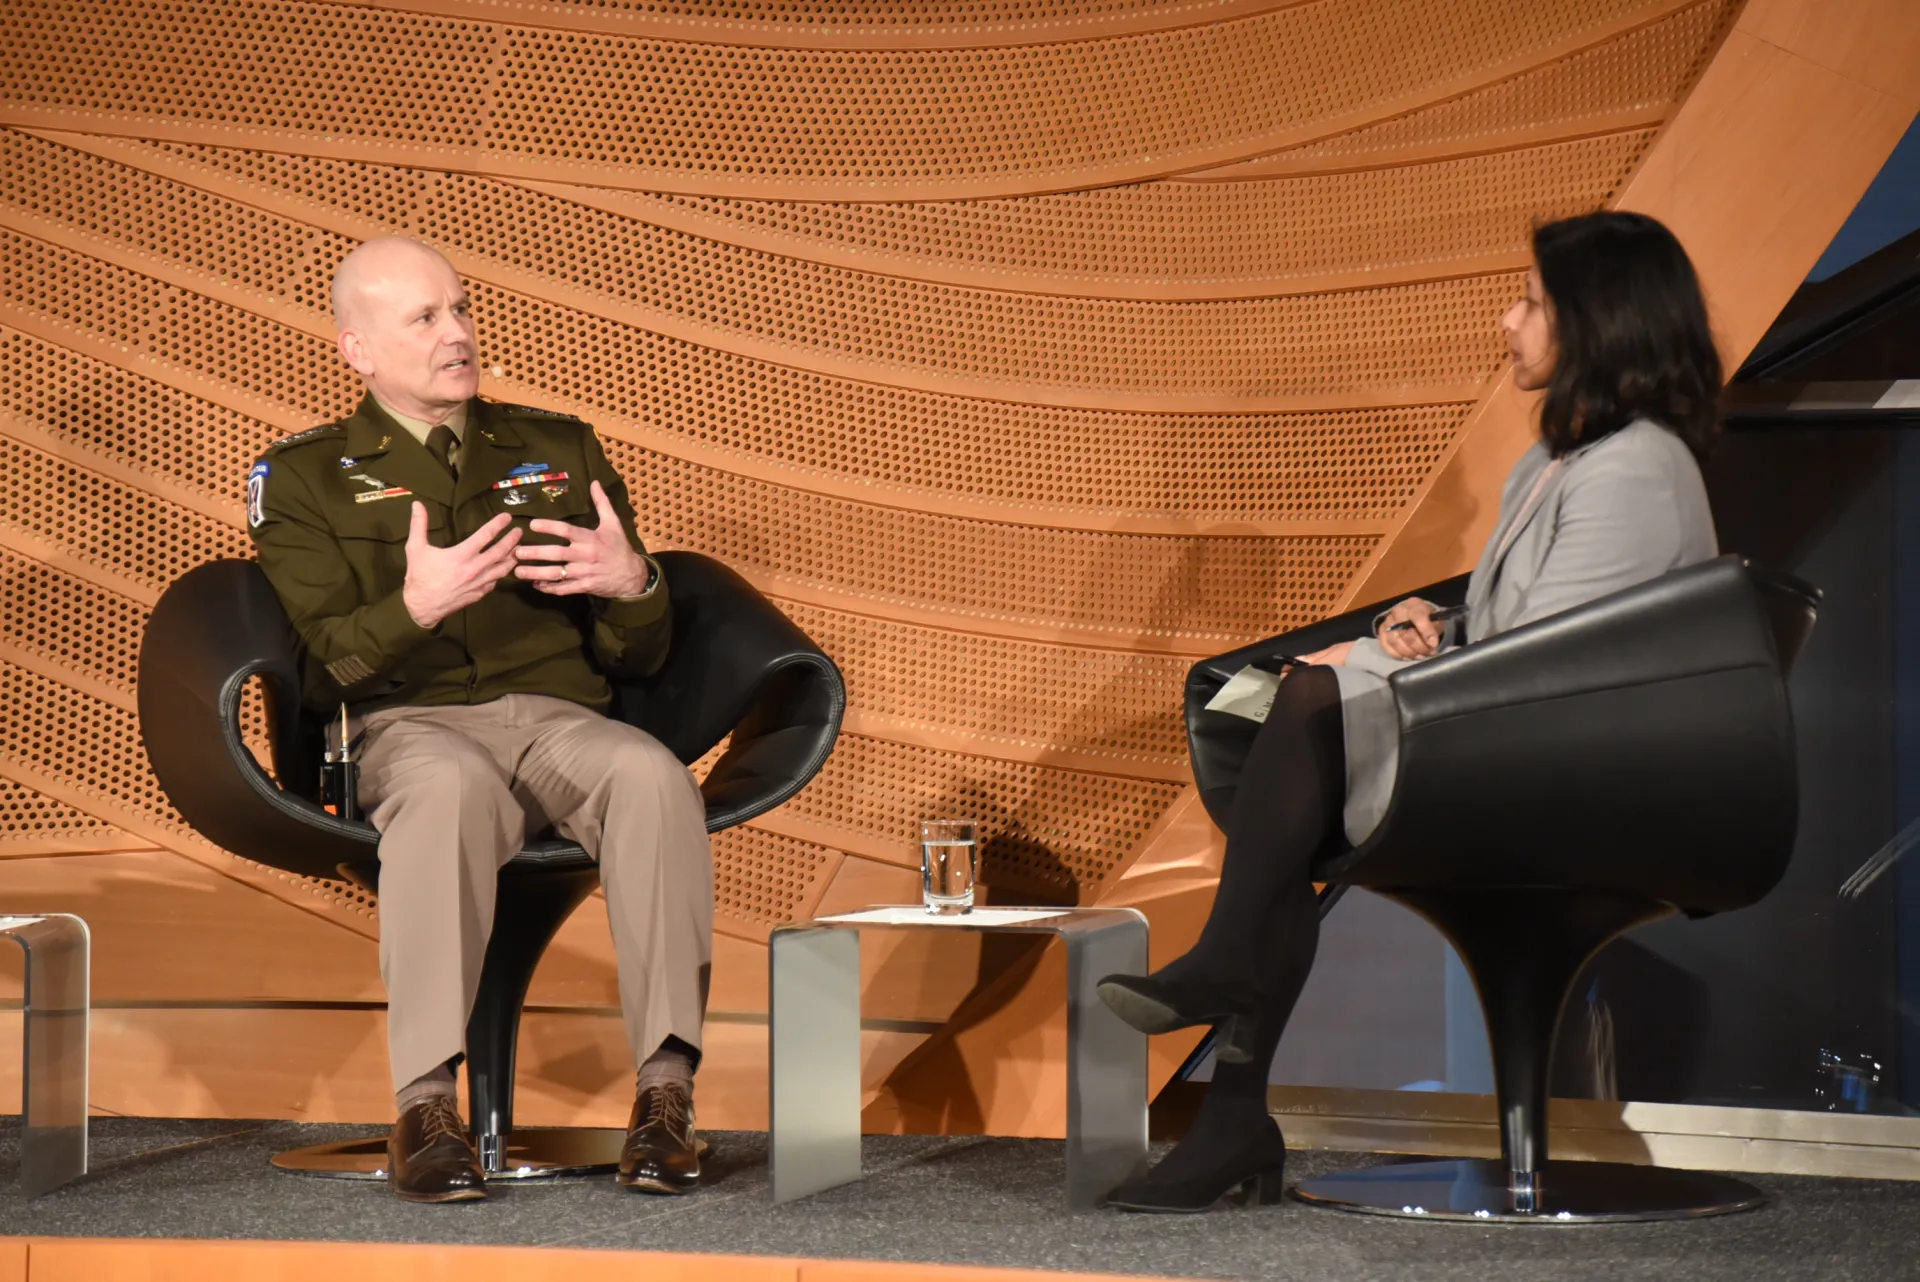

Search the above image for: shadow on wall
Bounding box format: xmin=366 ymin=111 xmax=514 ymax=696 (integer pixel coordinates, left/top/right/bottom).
xmin=855 ymin=528 xmax=1212 ymax=1133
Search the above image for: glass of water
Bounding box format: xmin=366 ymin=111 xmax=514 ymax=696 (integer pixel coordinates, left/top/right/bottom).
xmin=920 ymin=819 xmax=979 ymax=915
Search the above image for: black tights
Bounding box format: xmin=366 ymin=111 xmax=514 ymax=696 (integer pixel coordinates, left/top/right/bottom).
xmin=1153 ymin=665 xmax=1346 ymax=1175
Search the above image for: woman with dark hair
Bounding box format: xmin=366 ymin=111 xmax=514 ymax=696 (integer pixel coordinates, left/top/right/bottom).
xmin=1097 ymin=210 xmax=1722 ymax=1212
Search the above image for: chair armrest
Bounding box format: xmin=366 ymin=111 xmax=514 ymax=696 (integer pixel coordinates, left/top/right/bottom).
xmin=1184 ymin=573 xmax=1469 ymax=826
xmin=1186 ymin=573 xmax=1472 ymax=697
xmin=137 ymin=560 xmax=377 ymax=882
xmin=611 ymin=552 xmax=845 ymax=832
xmin=1388 ymin=557 xmax=1780 ymax=729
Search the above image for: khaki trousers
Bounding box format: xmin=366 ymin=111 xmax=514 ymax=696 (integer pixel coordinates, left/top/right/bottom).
xmin=355 ymin=693 xmax=713 ymax=1092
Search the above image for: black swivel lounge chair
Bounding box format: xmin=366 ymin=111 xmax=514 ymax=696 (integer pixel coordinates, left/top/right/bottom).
xmin=138 ymin=553 xmax=844 ymax=1181
xmin=1184 ymin=555 xmax=1818 ymax=1222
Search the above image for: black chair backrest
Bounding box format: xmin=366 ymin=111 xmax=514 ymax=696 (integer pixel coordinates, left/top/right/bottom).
xmin=139 ymin=556 xmax=845 ymax=881
xmin=618 ymin=551 xmax=846 ymax=831
xmin=1748 ymin=563 xmax=1822 ymax=677
xmin=1324 ymin=556 xmax=1818 ymax=915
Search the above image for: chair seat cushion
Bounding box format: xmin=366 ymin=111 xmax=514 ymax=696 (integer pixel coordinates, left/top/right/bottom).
xmin=513 ymin=838 xmax=594 ymax=869
xmin=337 ymin=833 xmax=594 ymax=889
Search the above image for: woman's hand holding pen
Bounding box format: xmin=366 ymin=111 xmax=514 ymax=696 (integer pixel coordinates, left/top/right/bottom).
xmin=1376 ymin=598 xmax=1444 ymax=659
xmin=1293 ymin=597 xmax=1451 ymax=667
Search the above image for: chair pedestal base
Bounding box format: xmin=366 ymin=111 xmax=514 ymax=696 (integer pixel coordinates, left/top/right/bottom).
xmin=271 ymin=1127 xmax=626 ymax=1181
xmin=1290 ymin=1158 xmax=1765 ymax=1224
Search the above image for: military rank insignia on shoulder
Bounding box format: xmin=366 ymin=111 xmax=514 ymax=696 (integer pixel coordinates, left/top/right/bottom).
xmin=492 ymin=401 xmax=585 ymax=424
xmin=266 ymin=422 xmax=345 ymax=453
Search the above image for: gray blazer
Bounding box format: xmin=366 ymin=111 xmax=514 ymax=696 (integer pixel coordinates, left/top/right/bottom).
xmin=1332 ymin=418 xmax=1718 ymax=844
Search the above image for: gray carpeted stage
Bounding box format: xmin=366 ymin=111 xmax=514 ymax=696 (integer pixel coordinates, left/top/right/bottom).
xmin=0 ymin=1119 xmax=1915 ymax=1281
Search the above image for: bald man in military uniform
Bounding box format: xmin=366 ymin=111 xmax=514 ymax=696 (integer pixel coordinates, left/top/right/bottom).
xmin=248 ymin=237 xmax=712 ymax=1203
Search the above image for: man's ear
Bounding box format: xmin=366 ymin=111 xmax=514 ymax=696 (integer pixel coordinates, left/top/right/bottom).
xmin=337 ymin=328 xmax=374 ymax=377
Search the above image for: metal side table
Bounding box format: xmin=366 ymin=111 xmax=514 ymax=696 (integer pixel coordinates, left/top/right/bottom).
xmin=0 ymin=914 xmax=89 ymax=1196
xmin=769 ymin=905 xmax=1148 ymax=1212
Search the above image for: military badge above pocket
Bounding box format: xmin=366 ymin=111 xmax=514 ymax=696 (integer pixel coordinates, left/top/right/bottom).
xmin=347 ymin=470 xmax=413 ymax=505
xmin=491 ymin=468 xmax=569 ymax=497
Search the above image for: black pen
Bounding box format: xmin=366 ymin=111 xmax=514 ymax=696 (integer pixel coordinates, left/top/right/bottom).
xmin=1387 ymin=603 xmax=1468 ymax=632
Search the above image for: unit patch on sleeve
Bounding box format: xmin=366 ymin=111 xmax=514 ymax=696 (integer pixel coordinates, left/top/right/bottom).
xmin=246 ymin=461 xmax=269 ymax=528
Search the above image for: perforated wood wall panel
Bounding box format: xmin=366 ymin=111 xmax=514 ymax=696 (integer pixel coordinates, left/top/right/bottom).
xmin=710 ymin=827 xmax=838 ymax=937
xmin=0 ymin=0 xmax=1748 ymax=1127
xmin=0 ymin=0 xmax=1706 ymax=197
xmin=0 ymin=778 xmax=128 ymax=855
xmin=1203 ymin=0 xmax=1736 ymax=177
xmin=557 ymin=130 xmax=1654 ymax=296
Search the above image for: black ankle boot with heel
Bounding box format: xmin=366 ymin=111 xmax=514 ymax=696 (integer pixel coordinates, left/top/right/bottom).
xmin=1102 ymin=1116 xmax=1289 ymax=1213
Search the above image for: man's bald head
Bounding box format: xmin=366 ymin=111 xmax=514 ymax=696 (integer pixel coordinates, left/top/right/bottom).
xmin=332 ymin=237 xmax=458 ymax=329
xmin=331 ymin=237 xmax=479 ymax=423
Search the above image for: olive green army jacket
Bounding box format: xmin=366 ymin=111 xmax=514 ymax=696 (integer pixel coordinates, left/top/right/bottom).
xmin=247 ymin=394 xmax=671 ymax=715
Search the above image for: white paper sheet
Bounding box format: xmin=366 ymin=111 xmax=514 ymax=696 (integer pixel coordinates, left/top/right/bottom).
xmin=1203 ymin=665 xmax=1282 ymax=723
xmin=816 ymin=906 xmax=1068 ymax=927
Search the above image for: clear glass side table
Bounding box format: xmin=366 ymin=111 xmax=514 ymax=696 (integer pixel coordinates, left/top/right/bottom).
xmin=0 ymin=913 xmax=89 ymax=1196
xmin=769 ymin=905 xmax=1148 ymax=1212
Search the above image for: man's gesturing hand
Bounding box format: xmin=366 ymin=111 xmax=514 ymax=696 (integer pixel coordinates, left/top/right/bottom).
xmin=513 ymin=480 xmax=652 ymax=598
xmin=402 ymin=503 xmax=523 ymax=630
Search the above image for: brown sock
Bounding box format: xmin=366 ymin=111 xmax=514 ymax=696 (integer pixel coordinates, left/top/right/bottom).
xmin=637 ymin=1043 xmax=695 ymax=1093
xmin=395 ymin=1062 xmax=457 ymax=1115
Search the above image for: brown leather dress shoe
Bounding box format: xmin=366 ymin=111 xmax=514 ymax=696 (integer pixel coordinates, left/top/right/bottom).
xmin=617 ymin=1082 xmax=700 ymax=1194
xmin=387 ymin=1094 xmax=487 ymax=1203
